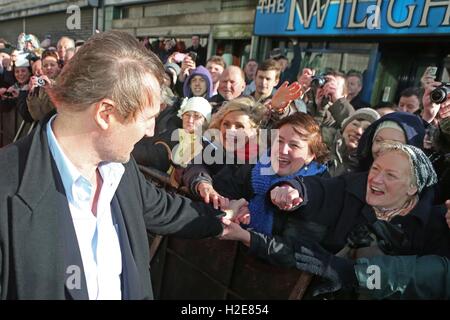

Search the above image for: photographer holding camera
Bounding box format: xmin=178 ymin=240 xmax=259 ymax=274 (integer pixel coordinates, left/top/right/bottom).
xmin=27 ymin=49 xmax=61 ymax=121
xmin=420 ymin=79 xmax=450 ymax=202
xmin=307 ymin=71 xmax=355 ymax=147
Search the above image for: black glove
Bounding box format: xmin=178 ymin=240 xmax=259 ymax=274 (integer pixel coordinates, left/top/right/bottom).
xmin=294 ymin=242 xmax=358 ymax=296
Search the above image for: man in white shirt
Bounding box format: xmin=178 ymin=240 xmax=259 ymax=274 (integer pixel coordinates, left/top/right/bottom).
xmin=0 ymin=30 xmax=245 ymax=300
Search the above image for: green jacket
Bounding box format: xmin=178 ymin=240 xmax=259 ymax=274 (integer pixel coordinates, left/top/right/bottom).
xmin=355 ymin=255 xmax=450 ymax=299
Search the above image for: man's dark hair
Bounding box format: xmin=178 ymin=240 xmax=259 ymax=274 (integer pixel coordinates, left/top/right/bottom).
xmin=256 ymin=59 xmax=281 ymax=79
xmin=346 ymin=70 xmax=363 ymax=83
xmin=374 ymin=101 xmax=397 ymax=110
xmin=400 ymin=87 xmax=421 ymax=99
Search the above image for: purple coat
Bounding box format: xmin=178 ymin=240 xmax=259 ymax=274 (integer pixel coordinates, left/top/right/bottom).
xmin=183 ymin=66 xmax=213 ymax=99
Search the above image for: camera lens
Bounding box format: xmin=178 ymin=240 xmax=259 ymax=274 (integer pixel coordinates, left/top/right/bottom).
xmin=37 ymin=78 xmax=46 ymax=87
xmin=430 ymin=87 xmax=448 ymax=104
xmin=311 ymin=76 xmax=326 ymax=88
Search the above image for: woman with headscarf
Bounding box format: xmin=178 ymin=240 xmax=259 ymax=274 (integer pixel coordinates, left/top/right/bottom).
xmin=220 ymin=142 xmax=450 ymax=298
xmin=356 ymin=111 xmax=426 ymax=171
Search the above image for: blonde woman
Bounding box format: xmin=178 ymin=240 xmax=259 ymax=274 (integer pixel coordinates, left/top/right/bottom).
xmin=182 ymin=96 xmax=267 ymax=208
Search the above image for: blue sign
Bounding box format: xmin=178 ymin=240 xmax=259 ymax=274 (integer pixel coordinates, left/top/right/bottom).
xmin=254 ymin=0 xmax=450 ymax=36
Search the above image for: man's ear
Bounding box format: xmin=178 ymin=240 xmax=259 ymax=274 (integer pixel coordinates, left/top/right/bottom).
xmin=94 ymin=99 xmax=116 ymax=130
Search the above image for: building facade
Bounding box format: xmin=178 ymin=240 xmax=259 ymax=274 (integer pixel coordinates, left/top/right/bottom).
xmin=0 ymin=0 xmax=100 ymax=44
xmin=0 ymin=0 xmax=257 ymax=68
xmin=253 ymin=0 xmax=450 ymax=105
xmin=106 ymin=0 xmax=257 ymax=68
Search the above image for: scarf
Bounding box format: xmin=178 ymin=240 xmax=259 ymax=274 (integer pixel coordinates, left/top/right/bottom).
xmin=235 ymin=141 xmax=259 ymax=163
xmin=248 ymin=159 xmax=327 ymax=236
xmin=172 ymin=129 xmax=203 ymax=168
xmin=373 ymin=195 xmax=418 ymax=222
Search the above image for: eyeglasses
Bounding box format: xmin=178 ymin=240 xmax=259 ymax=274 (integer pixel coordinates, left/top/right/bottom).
xmin=182 ymin=112 xmax=204 ymax=120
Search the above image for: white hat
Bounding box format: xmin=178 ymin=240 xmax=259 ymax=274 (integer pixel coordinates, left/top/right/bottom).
xmin=15 ymin=52 xmax=30 ymax=68
xmin=177 ymin=97 xmax=212 ymax=123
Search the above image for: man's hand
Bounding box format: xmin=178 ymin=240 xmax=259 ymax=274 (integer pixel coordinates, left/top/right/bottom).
xmin=179 ymin=56 xmax=196 ymax=82
xmin=271 ymin=81 xmax=303 ymax=113
xmin=197 ymin=182 xmax=229 ymax=210
xmin=270 ymin=185 xmax=302 ymax=211
xmin=219 ymin=217 xmax=251 ymax=246
xmin=422 ymin=81 xmax=442 ymax=123
xmin=222 ymin=198 xmax=250 ymax=223
xmin=6 ymin=86 xmax=19 ymax=98
xmin=439 ymin=94 xmax=450 ymax=119
xmin=294 ymin=242 xmax=357 ymax=296
xmin=445 ymin=200 xmax=450 ymax=229
xmin=322 ymin=76 xmax=341 ymax=104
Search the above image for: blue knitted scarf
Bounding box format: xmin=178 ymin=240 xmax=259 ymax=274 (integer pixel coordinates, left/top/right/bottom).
xmin=248 ymin=159 xmax=327 ymax=236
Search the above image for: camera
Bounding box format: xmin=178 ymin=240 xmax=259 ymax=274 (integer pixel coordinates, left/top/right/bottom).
xmin=3 ymin=91 xmax=13 ymax=98
xmin=430 ymin=82 xmax=450 ymax=104
xmin=36 ymin=77 xmax=46 ymax=87
xmin=310 ymin=75 xmax=327 ymax=89
xmin=187 ymin=51 xmax=198 ymax=62
xmin=173 ymin=52 xmax=186 ymax=63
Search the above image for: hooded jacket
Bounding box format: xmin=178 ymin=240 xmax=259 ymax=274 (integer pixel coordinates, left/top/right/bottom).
xmin=182 ymin=66 xmax=213 ymax=99
xmin=356 ymin=112 xmax=426 ymax=171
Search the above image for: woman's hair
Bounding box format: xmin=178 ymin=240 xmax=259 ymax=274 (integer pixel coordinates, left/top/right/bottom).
xmin=273 ymin=113 xmax=330 ymax=164
xmin=208 ymin=96 xmax=267 ymax=130
xmin=41 ymin=49 xmax=59 ymax=62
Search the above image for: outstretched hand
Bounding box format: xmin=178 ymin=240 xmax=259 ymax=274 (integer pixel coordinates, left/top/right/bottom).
xmin=294 ymin=242 xmax=357 ymax=296
xmin=222 ymin=198 xmax=249 ymax=221
xmin=270 ymin=81 xmax=303 ymax=112
xmin=421 ymin=81 xmax=442 ymax=123
xmin=197 ymin=182 xmax=229 ymax=210
xmin=270 ymin=185 xmax=302 ymax=211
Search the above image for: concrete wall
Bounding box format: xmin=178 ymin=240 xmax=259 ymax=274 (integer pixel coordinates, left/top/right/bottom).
xmin=0 ymin=8 xmax=94 ymax=45
xmin=110 ymin=0 xmax=256 ymax=38
xmin=0 ymin=0 xmax=94 ymax=44
xmin=0 ymin=0 xmax=89 ymax=21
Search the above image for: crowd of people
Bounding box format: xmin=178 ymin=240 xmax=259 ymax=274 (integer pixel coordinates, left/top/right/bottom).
xmin=0 ymin=30 xmax=449 ymax=299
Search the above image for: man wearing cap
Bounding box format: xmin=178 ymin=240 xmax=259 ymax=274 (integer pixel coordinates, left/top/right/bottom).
xmin=327 ymin=108 xmax=380 ymax=177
